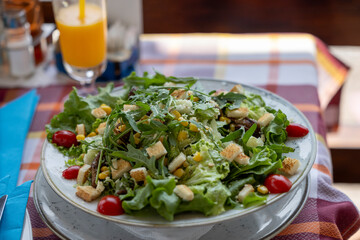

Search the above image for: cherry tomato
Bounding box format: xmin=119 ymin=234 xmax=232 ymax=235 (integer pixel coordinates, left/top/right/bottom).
xmin=286 ymin=123 xmax=309 ymax=137
xmin=264 ymin=174 xmax=292 ymax=193
xmin=62 ymin=165 xmax=81 ymax=179
xmin=97 ymin=195 xmax=124 ymax=216
xmin=52 ymin=130 xmax=78 ymax=148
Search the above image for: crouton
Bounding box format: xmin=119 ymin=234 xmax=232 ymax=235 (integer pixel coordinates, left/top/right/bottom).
xmin=164 ymin=82 xmax=176 ymax=87
xmin=237 ymin=184 xmax=254 ymax=203
xmin=96 ymin=122 xmax=107 ymax=135
xmin=226 ymin=107 xmax=249 ymax=119
xmin=211 ymin=90 xmax=228 ymax=97
xmin=258 ymin=113 xmax=275 ymax=128
xmin=234 ymin=152 xmax=250 ymax=165
xmin=76 ymin=124 xmax=86 ymax=136
xmin=280 ymin=157 xmax=301 ymax=175
xmin=111 ymin=159 xmax=132 ymax=180
xmin=174 ymin=185 xmax=194 ymax=201
xmin=77 ymin=164 xmax=91 ymax=185
xmin=246 ymin=136 xmax=264 ymax=148
xmin=76 ymin=181 xmax=105 ymax=202
xmin=146 ymin=141 xmax=167 ymax=159
xmin=123 ymin=104 xmax=139 ymax=112
xmin=91 ymin=108 xmax=107 ymax=119
xmin=130 ymin=167 xmax=147 ymax=182
xmin=171 ymin=89 xmax=187 ymax=99
xmin=230 ymin=84 xmax=244 ymax=94
xmin=220 ymin=143 xmax=242 ymax=162
xmin=168 ymin=152 xmax=186 ymax=173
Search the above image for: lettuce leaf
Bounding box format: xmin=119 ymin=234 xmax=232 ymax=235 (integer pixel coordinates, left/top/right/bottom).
xmin=122 ymin=183 xmax=153 ymax=212
xmin=242 ymin=192 xmax=267 ymax=208
xmin=262 ymin=109 xmax=289 ymax=144
xmin=122 ymin=176 xmax=181 ymax=221
xmin=225 ymin=147 xmax=281 ymax=183
xmin=175 ymin=193 xmax=215 ymax=216
xmin=203 ymin=183 xmax=231 ymax=215
xmin=45 ymin=83 xmax=119 ymax=156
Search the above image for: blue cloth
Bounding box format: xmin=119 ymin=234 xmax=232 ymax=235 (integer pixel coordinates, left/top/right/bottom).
xmin=0 ymin=89 xmax=39 ymax=240
xmin=0 ymin=180 xmax=32 ymax=240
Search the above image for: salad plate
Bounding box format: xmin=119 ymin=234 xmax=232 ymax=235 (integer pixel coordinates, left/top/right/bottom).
xmin=41 ymin=78 xmax=316 ymax=229
xmin=34 ymin=168 xmax=310 ymax=240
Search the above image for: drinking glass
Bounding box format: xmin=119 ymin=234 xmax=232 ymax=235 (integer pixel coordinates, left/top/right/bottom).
xmin=52 ymin=0 xmax=107 ymax=95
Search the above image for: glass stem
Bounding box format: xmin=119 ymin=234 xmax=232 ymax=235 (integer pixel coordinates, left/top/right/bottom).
xmin=78 ymin=78 xmax=97 ymax=96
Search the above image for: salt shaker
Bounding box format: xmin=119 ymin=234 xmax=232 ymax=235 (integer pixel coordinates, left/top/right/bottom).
xmin=3 ymin=9 xmax=35 ymax=78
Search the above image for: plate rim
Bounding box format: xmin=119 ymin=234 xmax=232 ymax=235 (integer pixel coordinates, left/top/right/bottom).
xmin=40 ymin=78 xmax=317 ymax=227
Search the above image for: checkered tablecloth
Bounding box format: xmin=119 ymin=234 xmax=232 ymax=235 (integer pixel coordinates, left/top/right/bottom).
xmin=1 ymin=33 xmax=358 ymax=239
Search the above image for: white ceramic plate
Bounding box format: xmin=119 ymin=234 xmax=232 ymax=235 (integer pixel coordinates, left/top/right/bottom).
xmin=34 ymin=168 xmax=310 ymax=240
xmin=41 ymin=79 xmax=316 ymax=228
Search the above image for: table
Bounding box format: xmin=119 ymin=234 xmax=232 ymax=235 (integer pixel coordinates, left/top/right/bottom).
xmin=1 ymin=33 xmax=358 ymax=239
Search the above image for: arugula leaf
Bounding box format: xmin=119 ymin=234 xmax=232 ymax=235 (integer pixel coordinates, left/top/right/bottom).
xmin=221 ymin=129 xmax=244 ymax=143
xmin=242 ymin=123 xmax=257 ymax=144
xmin=86 ymin=83 xmax=120 ymax=109
xmin=212 ymin=92 xmax=247 ymax=109
xmin=194 ymin=103 xmax=220 ymax=121
xmin=110 ymin=144 xmax=158 ymax=175
xmin=266 ymin=143 xmax=294 ymax=159
xmin=123 ymin=71 xmax=197 ymax=89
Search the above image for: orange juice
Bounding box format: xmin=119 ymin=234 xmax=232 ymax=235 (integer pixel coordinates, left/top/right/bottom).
xmin=56 ymin=3 xmax=107 ymax=68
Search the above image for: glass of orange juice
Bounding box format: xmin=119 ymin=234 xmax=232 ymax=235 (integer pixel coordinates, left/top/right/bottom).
xmin=52 ymin=0 xmax=107 ymax=94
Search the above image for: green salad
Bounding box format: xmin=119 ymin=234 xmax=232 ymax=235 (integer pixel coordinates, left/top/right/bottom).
xmin=46 ymin=72 xmax=303 ymax=221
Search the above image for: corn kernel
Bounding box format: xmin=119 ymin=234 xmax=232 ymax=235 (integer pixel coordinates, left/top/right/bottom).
xmin=76 ymin=134 xmax=85 ymax=141
xmin=87 ymin=132 xmax=96 ymax=137
xmin=257 ymin=185 xmax=269 ymax=195
xmin=173 ymin=168 xmax=185 ymax=178
xmin=98 ymin=171 xmax=109 ymax=180
xmin=193 ymin=96 xmax=200 ymax=102
xmin=101 ymin=166 xmax=109 ymax=172
xmin=189 ymin=123 xmax=199 ymax=132
xmin=219 ymin=116 xmax=231 ymax=124
xmin=134 ymin=137 xmax=141 ymax=145
xmin=171 ymin=110 xmax=181 ymax=120
xmin=100 ymin=104 xmax=112 ymax=115
xmin=193 ymin=152 xmax=202 ymax=162
xmin=178 ymin=130 xmax=188 ymax=141
xmin=118 ymin=125 xmax=126 ymax=132
xmin=134 ymin=132 xmax=141 ymax=138
xmin=183 ymin=161 xmax=189 ymax=167
xmin=178 ymin=117 xmax=189 ymax=127
xmin=230 ymin=123 xmax=236 ymax=132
